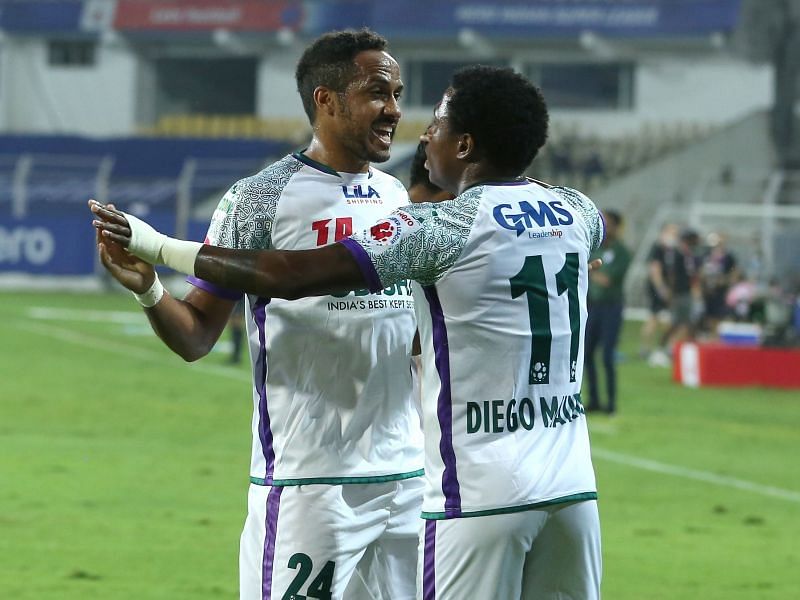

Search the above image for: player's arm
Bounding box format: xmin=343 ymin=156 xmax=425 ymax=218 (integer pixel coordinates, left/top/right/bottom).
xmin=195 ymin=243 xmax=366 ymax=299
xmin=142 ymin=287 xmax=235 ymax=361
xmin=91 ymin=200 xmax=367 ymax=300
xmin=94 ymin=206 xmax=237 ymax=361
xmin=92 ymin=199 xmax=599 ymax=299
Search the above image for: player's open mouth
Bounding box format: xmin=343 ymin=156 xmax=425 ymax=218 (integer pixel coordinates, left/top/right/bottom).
xmin=372 ymin=126 xmax=394 ymax=147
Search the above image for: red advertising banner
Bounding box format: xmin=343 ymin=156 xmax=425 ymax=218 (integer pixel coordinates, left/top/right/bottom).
xmin=114 ymin=0 xmax=303 ymax=31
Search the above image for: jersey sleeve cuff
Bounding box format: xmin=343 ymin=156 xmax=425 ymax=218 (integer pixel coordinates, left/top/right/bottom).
xmin=596 ymin=210 xmax=607 ymax=251
xmin=186 ymin=276 xmax=243 ymax=301
xmin=338 ymin=238 xmax=384 ymax=293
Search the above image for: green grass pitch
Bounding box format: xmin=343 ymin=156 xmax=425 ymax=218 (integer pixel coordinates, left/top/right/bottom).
xmin=1 ymin=290 xmax=798 ymax=599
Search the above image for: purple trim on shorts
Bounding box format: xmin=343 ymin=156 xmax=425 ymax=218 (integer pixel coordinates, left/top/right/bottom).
xmin=423 ymin=285 xmax=462 ymax=517
xmin=253 ymin=297 xmax=275 ymax=481
xmin=186 ymin=275 xmax=243 ymax=301
xmin=338 ymin=238 xmax=383 ymax=293
xmin=423 ymin=520 xmax=436 ymax=600
xmin=261 ymin=486 xmax=284 ymax=599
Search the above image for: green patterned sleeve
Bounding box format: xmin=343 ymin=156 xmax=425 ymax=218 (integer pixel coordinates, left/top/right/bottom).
xmin=340 ymin=193 xmax=479 ymax=290
xmin=551 ymin=186 xmax=605 ymax=252
xmin=206 ymin=156 xmax=302 ymax=251
xmin=189 ymin=156 xmax=302 ymax=298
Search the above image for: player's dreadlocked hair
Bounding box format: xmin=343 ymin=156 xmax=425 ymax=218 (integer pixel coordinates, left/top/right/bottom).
xmin=296 ymin=28 xmax=389 ymax=124
xmin=447 ymin=65 xmax=549 ymax=175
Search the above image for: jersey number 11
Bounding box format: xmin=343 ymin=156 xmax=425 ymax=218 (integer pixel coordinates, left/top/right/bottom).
xmin=510 ymin=253 xmax=580 ymax=385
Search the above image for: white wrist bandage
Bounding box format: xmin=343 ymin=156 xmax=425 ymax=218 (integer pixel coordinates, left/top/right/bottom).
xmin=159 ymin=237 xmax=203 ymax=277
xmin=123 ymin=212 xmax=167 ymax=265
xmin=123 ymin=212 xmax=203 ymax=276
xmin=133 ymin=273 xmax=165 ymax=307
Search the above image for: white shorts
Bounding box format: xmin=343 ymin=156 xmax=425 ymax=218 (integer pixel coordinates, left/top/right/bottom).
xmin=419 ymin=500 xmax=601 ymax=600
xmin=240 ymin=477 xmax=424 ymax=600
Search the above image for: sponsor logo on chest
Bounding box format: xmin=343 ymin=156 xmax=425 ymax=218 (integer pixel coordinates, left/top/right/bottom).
xmin=342 ymin=184 xmax=382 ymax=204
xmin=493 ymin=200 xmax=573 ymax=237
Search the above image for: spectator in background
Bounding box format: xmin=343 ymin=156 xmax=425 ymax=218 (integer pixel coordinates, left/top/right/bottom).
xmin=653 ymin=227 xmax=702 ymax=363
xmin=648 ymin=229 xmax=702 ymax=367
xmin=585 ymin=210 xmax=631 ymax=415
xmin=549 ymin=138 xmax=575 ymax=183
xmin=640 ymin=222 xmax=678 ymax=361
xmin=699 ymin=232 xmax=737 ymax=336
xmin=581 ymin=150 xmax=606 ymax=190
xmin=763 ymin=278 xmax=795 ymax=346
xmin=725 ymin=271 xmax=759 ymax=321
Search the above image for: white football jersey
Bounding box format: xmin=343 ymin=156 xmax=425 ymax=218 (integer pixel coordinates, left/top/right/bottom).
xmin=190 ymin=153 xmax=423 ymax=485
xmin=343 ymin=179 xmax=604 ymax=518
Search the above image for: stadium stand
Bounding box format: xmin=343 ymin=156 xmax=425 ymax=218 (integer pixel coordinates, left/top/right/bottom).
xmin=144 ymin=115 xmax=312 ymax=145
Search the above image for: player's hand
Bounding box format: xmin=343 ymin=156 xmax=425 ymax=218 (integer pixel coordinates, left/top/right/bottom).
xmin=90 ymin=199 xmax=170 ymax=266
xmin=588 ymin=258 xmax=602 ymax=272
xmin=90 ymin=201 xmax=155 ymax=294
xmin=89 ymin=199 xmax=133 ymax=248
xmin=590 ymin=270 xmax=611 ymax=286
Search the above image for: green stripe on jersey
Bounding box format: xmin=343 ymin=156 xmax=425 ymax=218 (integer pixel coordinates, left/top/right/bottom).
xmin=421 ymin=491 xmax=598 ymax=520
xmin=251 ymin=468 xmax=424 ymax=487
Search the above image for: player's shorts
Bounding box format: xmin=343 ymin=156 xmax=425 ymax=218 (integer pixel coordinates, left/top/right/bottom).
xmin=671 ymin=293 xmax=693 ymax=325
xmin=419 ymin=499 xmax=601 ymax=600
xmin=240 ymin=476 xmax=424 ymax=600
xmin=648 ymin=287 xmax=668 ymax=314
xmin=704 ymin=289 xmax=728 ymax=319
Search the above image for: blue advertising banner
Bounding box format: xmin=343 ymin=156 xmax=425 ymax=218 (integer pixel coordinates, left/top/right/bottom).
xmin=0 ymin=135 xmax=288 ymax=178
xmin=0 ymin=213 xmax=184 ymax=276
xmin=0 ymin=215 xmax=96 ymax=275
xmin=0 ymin=0 xmax=85 ymax=33
xmin=0 ymin=0 xmax=741 ymax=37
xmin=302 ymin=0 xmax=372 ymax=34
xmin=304 ymin=0 xmax=742 ymax=38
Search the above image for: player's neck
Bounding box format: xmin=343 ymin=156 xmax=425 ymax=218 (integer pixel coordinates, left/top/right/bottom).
xmin=304 ymin=139 xmax=369 ymax=174
xmin=459 ymin=167 xmax=525 ymax=195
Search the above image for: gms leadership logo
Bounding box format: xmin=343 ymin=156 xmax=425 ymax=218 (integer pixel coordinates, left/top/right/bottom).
xmin=369 ymin=211 xmax=416 ymax=245
xmin=493 ymin=200 xmax=573 ymax=237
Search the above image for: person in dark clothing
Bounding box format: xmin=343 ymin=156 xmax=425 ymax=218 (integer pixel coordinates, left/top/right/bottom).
xmin=584 ymin=210 xmax=631 ymax=414
xmin=659 ymin=228 xmax=702 ymax=349
xmin=640 ymin=223 xmax=677 ymax=359
xmin=700 ymin=232 xmax=737 ymax=335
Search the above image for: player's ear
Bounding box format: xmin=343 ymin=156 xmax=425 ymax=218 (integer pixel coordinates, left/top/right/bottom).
xmin=313 ymin=86 xmax=338 ymax=118
xmin=456 ymin=133 xmax=475 ymax=161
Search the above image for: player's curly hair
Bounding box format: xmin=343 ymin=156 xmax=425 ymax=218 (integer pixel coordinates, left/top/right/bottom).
xmin=447 ymin=65 xmax=548 ymax=175
xmin=296 ymin=28 xmax=389 ymax=124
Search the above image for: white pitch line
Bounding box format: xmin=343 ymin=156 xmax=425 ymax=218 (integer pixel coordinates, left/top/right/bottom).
xmin=592 ymin=447 xmax=800 ymax=503
xmin=16 ymin=321 xmax=250 ymax=383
